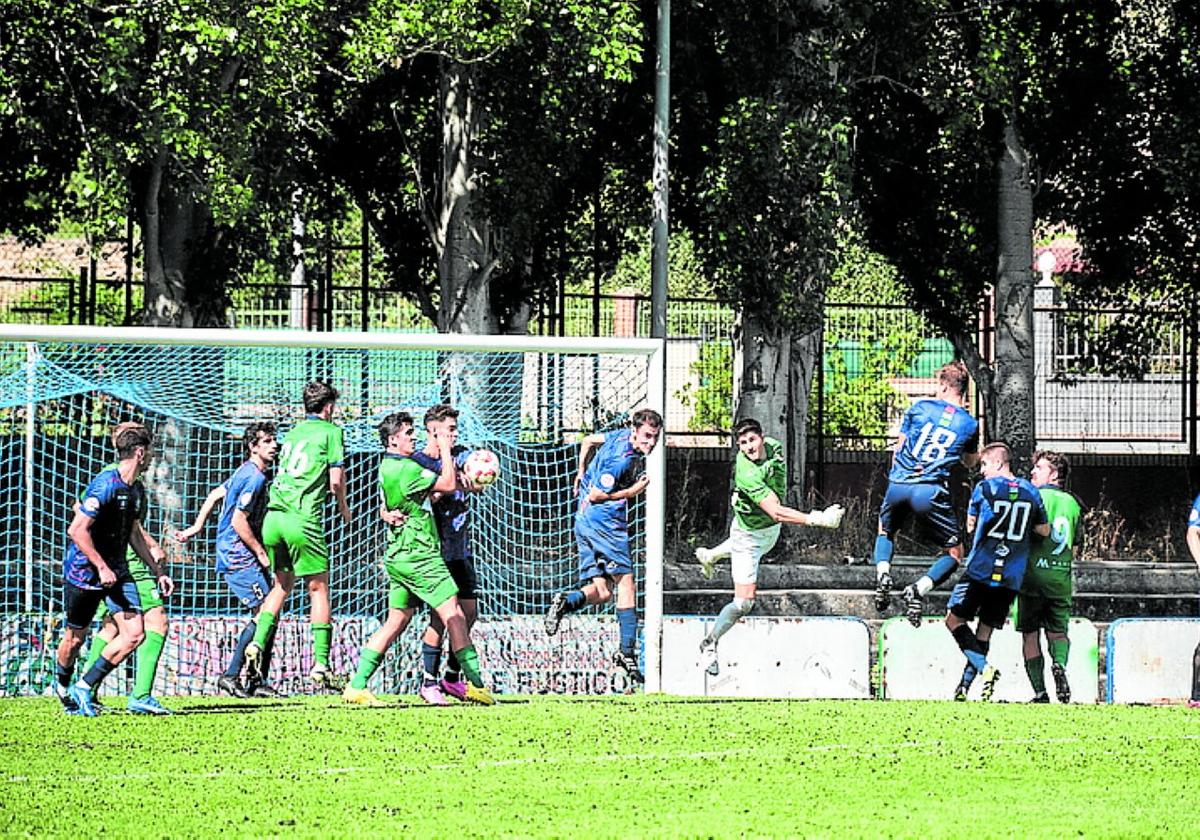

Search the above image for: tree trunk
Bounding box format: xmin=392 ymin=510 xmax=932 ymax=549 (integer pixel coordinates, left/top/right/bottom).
xmin=437 ymin=59 xmax=499 ymax=335
xmin=787 ymin=326 xmax=822 ymax=506
xmin=137 ymin=149 xmax=229 ymax=328
xmin=733 ymin=307 xmax=792 ymax=466
xmin=992 ymin=114 xmax=1036 ymax=463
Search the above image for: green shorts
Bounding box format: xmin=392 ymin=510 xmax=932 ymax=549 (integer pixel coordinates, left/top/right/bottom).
xmin=262 ymin=510 xmax=329 ymax=577
xmin=384 ymin=549 xmax=458 ymax=612
xmin=1016 ymin=591 xmax=1071 ymax=635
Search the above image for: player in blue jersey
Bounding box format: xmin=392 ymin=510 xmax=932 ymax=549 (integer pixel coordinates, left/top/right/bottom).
xmin=175 ymin=422 xmax=282 ymax=698
xmin=1187 ymin=492 xmax=1200 ymax=708
xmin=544 ymin=408 xmax=664 ymax=683
xmin=947 ymin=442 xmax=1049 ymax=701
xmin=872 ymin=361 xmax=981 ymax=625
xmin=410 ymin=404 xmax=486 ymax=705
xmin=53 ymin=423 xmax=174 ymax=716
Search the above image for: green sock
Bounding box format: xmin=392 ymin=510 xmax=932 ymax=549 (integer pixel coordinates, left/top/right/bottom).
xmin=313 ymin=623 xmax=332 ymax=667
xmin=253 ymin=611 xmax=277 ymax=649
xmin=1048 ymin=637 xmax=1070 ymax=668
xmin=1024 ymin=655 xmax=1046 ymax=694
xmin=351 ymin=648 xmax=383 ymax=690
xmin=453 ymin=644 xmax=483 ymax=688
xmin=83 ymin=635 xmax=108 ymax=674
xmin=133 ymin=630 xmax=166 ymax=700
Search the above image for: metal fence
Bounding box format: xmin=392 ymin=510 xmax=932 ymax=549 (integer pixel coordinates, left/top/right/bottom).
xmin=1 ymin=267 xmax=1194 ymax=453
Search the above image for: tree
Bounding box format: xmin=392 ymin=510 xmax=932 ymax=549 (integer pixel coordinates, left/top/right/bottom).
xmin=675 ymin=1 xmax=859 ymax=502
xmin=850 ymin=1 xmax=1123 ymax=462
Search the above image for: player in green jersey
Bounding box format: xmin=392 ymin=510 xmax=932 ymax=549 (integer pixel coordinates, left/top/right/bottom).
xmin=76 ymin=422 xmax=176 ymax=714
xmin=343 ymin=412 xmax=493 ymax=706
xmin=1018 ymin=450 xmax=1083 ymax=704
xmin=693 ymin=417 xmax=845 ymax=676
xmin=247 ymin=380 xmax=352 ymax=691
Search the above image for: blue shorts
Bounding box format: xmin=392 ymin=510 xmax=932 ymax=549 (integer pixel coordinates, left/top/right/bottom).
xmin=224 ymin=565 xmax=273 ymax=610
xmin=63 ymin=580 xmax=142 ymax=629
xmin=948 ymin=579 xmax=1016 ymax=629
xmin=575 ymin=518 xmax=633 ymax=582
xmin=877 ymin=481 xmax=960 ymax=548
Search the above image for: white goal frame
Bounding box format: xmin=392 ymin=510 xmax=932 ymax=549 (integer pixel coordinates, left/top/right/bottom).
xmin=0 ymin=324 xmax=669 ymax=693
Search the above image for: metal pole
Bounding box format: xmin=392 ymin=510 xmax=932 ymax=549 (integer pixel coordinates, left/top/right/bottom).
xmin=646 ymin=0 xmax=669 ymax=693
xmin=360 ymin=204 xmax=370 ymax=333
xmin=651 ymin=0 xmax=670 ymax=341
xmin=24 ymin=343 xmax=36 ymax=612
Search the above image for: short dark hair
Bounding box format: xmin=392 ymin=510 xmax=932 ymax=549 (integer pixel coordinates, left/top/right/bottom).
xmin=630 ymin=408 xmax=664 ymax=430
xmin=423 ymin=403 xmax=459 ymax=428
xmin=1032 ymin=449 xmax=1070 ymax=485
xmin=733 ymin=417 xmax=763 ymax=439
xmin=303 ymin=380 xmax=339 ymax=414
xmin=980 ymin=440 xmax=1011 ymax=467
xmin=113 ymin=423 xmax=152 ymax=459
xmin=938 ymin=361 xmax=970 ymax=397
xmin=244 ymin=422 xmax=277 ymax=455
xmin=378 ymin=411 xmax=414 ymax=447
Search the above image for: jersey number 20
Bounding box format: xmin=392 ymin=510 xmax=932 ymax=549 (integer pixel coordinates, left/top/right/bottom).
xmin=985 ymin=499 xmax=1032 ymax=542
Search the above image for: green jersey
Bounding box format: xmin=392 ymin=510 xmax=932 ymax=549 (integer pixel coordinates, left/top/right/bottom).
xmin=269 ymin=417 xmax=344 ymax=520
xmin=732 ymin=437 xmax=786 ymax=531
xmin=379 ymin=454 xmax=441 ymax=563
xmin=1021 ymin=485 xmax=1082 ymax=599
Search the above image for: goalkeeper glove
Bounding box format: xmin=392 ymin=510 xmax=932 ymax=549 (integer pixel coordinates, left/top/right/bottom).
xmin=808 ymin=503 xmax=846 ymax=529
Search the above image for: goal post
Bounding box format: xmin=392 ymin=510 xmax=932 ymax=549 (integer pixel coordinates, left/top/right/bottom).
xmin=0 ymin=324 xmax=667 ymax=696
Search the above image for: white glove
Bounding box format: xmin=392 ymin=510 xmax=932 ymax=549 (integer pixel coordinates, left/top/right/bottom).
xmin=808 ymin=504 xmax=845 ymax=529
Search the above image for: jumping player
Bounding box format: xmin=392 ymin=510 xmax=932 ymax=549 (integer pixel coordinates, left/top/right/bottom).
xmin=544 ymin=408 xmax=664 ymax=683
xmin=873 ymin=360 xmax=981 ymax=624
xmin=694 ymin=417 xmax=845 ymax=676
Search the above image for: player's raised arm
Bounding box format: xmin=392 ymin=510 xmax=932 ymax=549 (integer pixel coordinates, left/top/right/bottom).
xmin=431 ymin=428 xmax=458 ymax=493
xmin=174 ymin=483 xmax=227 ymax=542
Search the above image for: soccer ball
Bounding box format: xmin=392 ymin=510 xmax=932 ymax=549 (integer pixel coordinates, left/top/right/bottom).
xmin=462 ymin=448 xmax=499 ymax=487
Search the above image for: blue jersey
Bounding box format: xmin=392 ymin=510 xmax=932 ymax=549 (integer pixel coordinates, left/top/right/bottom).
xmin=888 ymin=399 xmax=979 ymax=484
xmin=64 ymin=465 xmax=146 ymax=590
xmin=1189 ymin=493 xmax=1200 ymax=529
xmin=576 ymin=428 xmax=646 ymax=532
xmin=411 ymin=446 xmax=472 ymax=561
xmin=963 ymin=475 xmax=1048 ymax=590
xmin=215 ymin=460 xmax=270 ymax=573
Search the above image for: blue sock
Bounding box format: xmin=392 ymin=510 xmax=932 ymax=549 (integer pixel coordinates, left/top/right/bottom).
xmin=55 ymin=661 xmax=72 ymax=688
xmin=564 ymin=590 xmax=587 ymax=611
xmin=927 ymin=553 xmax=958 ymax=587
xmin=421 ymin=643 xmax=442 ymax=684
xmin=79 ymin=655 xmax=117 ymax=691
xmin=964 ymin=648 xmax=988 ymax=673
xmin=873 ymin=534 xmax=894 ymax=566
xmin=616 ymin=608 xmax=638 ymax=655
xmin=226 ymin=620 xmax=256 ymax=678
xmin=960 ymin=662 xmax=978 ymax=686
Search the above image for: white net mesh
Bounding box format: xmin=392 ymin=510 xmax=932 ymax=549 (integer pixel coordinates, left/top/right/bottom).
xmin=0 ymin=334 xmax=656 ymax=697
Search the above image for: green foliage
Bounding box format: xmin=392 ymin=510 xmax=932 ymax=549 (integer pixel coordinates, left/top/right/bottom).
xmin=677 ymin=338 xmax=733 ymax=433
xmin=567 ymin=227 xmax=714 ymax=299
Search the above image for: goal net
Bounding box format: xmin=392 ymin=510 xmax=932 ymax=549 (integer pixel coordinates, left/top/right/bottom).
xmin=0 ymin=326 xmax=665 ymax=699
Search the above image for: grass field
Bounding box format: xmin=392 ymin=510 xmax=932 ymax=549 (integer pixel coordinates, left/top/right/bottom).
xmin=4 ymin=695 xmax=1199 ymax=838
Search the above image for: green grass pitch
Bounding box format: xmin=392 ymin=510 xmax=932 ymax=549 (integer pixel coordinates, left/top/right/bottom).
xmin=4 ymin=695 xmax=1199 ymax=837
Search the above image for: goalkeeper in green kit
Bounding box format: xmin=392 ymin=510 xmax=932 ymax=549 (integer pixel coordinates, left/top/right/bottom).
xmin=1018 ymin=450 xmax=1083 ymax=703
xmin=246 ymin=380 xmax=352 ymax=691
